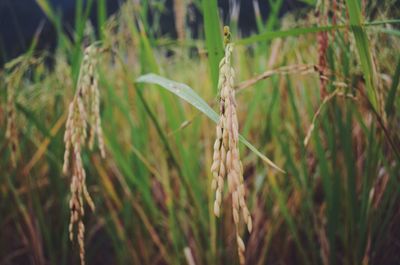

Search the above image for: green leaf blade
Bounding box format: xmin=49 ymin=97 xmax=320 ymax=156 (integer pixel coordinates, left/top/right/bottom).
xmin=346 ymin=0 xmax=378 ymax=110
xmin=202 ymin=0 xmax=224 ymax=92
xmin=136 ymin=73 xmax=285 ymax=173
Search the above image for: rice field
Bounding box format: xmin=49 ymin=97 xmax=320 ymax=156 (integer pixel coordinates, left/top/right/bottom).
xmin=1 ymin=0 xmax=400 ymax=265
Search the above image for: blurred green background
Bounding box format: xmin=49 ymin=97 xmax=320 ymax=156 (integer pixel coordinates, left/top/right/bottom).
xmin=1 ymin=0 xmax=400 ymax=264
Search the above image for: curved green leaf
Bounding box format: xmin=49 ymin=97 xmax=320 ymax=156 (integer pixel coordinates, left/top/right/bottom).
xmin=235 ymin=19 xmax=400 ymax=46
xmin=136 ymin=73 xmax=285 ymax=173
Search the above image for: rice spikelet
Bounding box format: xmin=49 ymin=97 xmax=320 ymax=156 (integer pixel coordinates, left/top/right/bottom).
xmin=63 ymin=44 xmax=105 ymax=265
xmin=211 ymin=26 xmax=252 ymax=265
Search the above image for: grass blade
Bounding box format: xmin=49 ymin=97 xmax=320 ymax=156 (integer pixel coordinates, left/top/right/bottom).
xmin=345 ymin=0 xmax=378 ymax=110
xmin=202 ymin=0 xmax=224 ymax=92
xmin=385 ymin=56 xmax=400 ymax=116
xmin=136 ymin=73 xmax=285 ymax=173
xmin=236 ymin=24 xmax=346 ymax=45
xmin=235 ymin=19 xmax=400 ymax=46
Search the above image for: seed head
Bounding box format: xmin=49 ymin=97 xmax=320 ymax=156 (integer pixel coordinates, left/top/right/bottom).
xmin=211 ymin=41 xmax=252 ymax=265
xmin=63 ymin=44 xmax=105 ymax=265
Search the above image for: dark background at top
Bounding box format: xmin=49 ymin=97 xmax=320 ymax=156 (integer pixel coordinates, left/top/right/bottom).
xmin=0 ymin=0 xmax=305 ymax=65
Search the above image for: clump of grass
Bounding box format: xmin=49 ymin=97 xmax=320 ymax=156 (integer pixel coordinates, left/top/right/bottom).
xmin=211 ymin=26 xmax=252 ymax=265
xmin=1 ymin=1 xmax=400 ymax=264
xmin=63 ymin=44 xmax=105 ymax=265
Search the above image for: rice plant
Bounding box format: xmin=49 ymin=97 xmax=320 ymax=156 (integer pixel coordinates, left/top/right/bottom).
xmin=1 ymin=0 xmax=400 ymax=265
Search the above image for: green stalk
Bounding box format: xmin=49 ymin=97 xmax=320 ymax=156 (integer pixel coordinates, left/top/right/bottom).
xmin=202 ymin=0 xmax=224 ymax=92
xmin=345 ymin=0 xmax=378 ymax=110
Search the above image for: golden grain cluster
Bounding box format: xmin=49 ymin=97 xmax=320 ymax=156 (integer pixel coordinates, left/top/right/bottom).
xmin=211 ymin=27 xmax=252 ymax=265
xmin=63 ymin=44 xmax=105 ymax=265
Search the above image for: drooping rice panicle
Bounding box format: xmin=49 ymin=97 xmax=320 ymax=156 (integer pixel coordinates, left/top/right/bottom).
xmin=211 ymin=26 xmax=252 ymax=265
xmin=63 ymin=44 xmax=105 ymax=265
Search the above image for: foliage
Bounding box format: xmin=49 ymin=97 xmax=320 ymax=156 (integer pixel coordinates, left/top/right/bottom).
xmin=1 ymin=1 xmax=400 ymax=265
